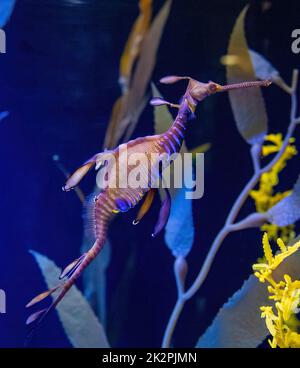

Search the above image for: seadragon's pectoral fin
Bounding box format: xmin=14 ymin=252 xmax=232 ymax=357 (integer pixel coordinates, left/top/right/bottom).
xmin=63 ymin=151 xmax=114 ymax=192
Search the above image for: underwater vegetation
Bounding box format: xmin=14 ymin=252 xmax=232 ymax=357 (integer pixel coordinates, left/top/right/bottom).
xmin=2 ymin=0 xmax=300 ymax=348
xmin=253 ymin=234 xmax=300 ymax=348
xmin=26 ymin=71 xmax=271 ymax=343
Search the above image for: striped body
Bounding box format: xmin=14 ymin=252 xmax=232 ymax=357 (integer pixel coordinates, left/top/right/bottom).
xmin=95 ymin=101 xmax=189 ymax=221
xmin=59 ymin=104 xmax=190 ymax=296
xmin=26 ymin=76 xmax=270 ymax=338
xmin=25 ymin=100 xmax=191 ymax=337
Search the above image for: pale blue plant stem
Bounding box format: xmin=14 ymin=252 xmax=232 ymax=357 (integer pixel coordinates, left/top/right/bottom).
xmin=162 ymin=70 xmax=299 ymax=348
xmin=162 ymin=298 xmax=185 ymax=348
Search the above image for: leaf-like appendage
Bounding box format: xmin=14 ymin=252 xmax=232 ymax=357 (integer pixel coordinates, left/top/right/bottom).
xmin=227 ymin=6 xmax=268 ymax=145
xmin=26 ymin=309 xmax=48 ymax=326
xmin=119 ymin=0 xmax=152 ymax=88
xmin=197 ymin=237 xmax=300 ymax=348
xmin=165 ymin=187 xmax=194 ymax=257
xmin=0 ymin=0 xmax=15 ymax=27
xmin=268 ymin=176 xmax=300 ymax=227
xmin=249 ymin=49 xmax=291 ymax=94
xmin=29 ymin=250 xmax=110 ymax=348
xmin=197 ymin=276 xmax=269 ymax=348
xmin=152 ymin=83 xmax=174 ymax=134
xmin=126 ymin=0 xmax=172 ymax=114
xmin=249 ymin=49 xmax=280 ymax=81
xmin=152 ymin=83 xmax=188 ymax=154
xmin=160 ymin=76 xmax=188 ymax=84
xmin=150 ymin=97 xmax=170 ymax=106
xmin=104 ymin=0 xmax=172 ymax=148
xmin=262 ymin=232 xmax=273 ymax=264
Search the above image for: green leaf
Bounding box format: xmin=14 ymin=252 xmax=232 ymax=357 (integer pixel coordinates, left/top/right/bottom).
xmin=227 ymin=6 xmax=268 ymax=145
xmin=197 ymin=237 xmax=300 ymax=348
xmin=29 ymin=250 xmax=110 ymax=348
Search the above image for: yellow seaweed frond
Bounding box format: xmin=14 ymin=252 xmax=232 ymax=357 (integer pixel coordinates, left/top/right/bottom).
xmin=253 ymin=234 xmax=300 ymax=283
xmin=250 ymin=133 xmax=297 ymax=243
xmin=254 ymin=234 xmax=300 ymax=348
xmin=261 ymin=223 xmax=296 ymax=245
xmin=262 ymin=232 xmax=273 ymax=264
xmin=260 ymin=306 xmax=278 ymax=337
xmin=259 ymin=276 xmax=300 ymax=348
xmin=119 ymin=0 xmax=152 ymax=89
xmin=277 ymin=238 xmax=287 ymax=253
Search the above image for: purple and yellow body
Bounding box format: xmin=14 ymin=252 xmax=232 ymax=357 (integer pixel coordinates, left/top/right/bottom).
xmin=25 ymin=75 xmax=271 ymax=339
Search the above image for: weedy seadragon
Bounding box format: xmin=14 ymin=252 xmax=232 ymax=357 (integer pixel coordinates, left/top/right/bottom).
xmin=25 ymin=75 xmax=271 ymax=340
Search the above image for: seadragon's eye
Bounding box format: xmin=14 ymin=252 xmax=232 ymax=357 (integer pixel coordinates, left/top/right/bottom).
xmin=208 ymin=81 xmax=221 ymax=93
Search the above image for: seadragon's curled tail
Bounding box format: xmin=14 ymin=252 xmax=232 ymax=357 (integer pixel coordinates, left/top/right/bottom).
xmin=25 ymin=75 xmax=271 ymax=343
xmin=25 ymin=190 xmax=111 ymax=345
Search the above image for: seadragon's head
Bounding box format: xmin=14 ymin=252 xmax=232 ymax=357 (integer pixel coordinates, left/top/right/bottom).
xmin=151 ymin=75 xmax=271 ymax=111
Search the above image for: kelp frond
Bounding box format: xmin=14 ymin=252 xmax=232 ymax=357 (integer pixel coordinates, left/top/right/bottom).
xmin=253 ymin=233 xmax=300 ymax=283
xmin=254 ymin=234 xmax=300 ymax=348
xmin=250 ymin=134 xmax=297 ymax=242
